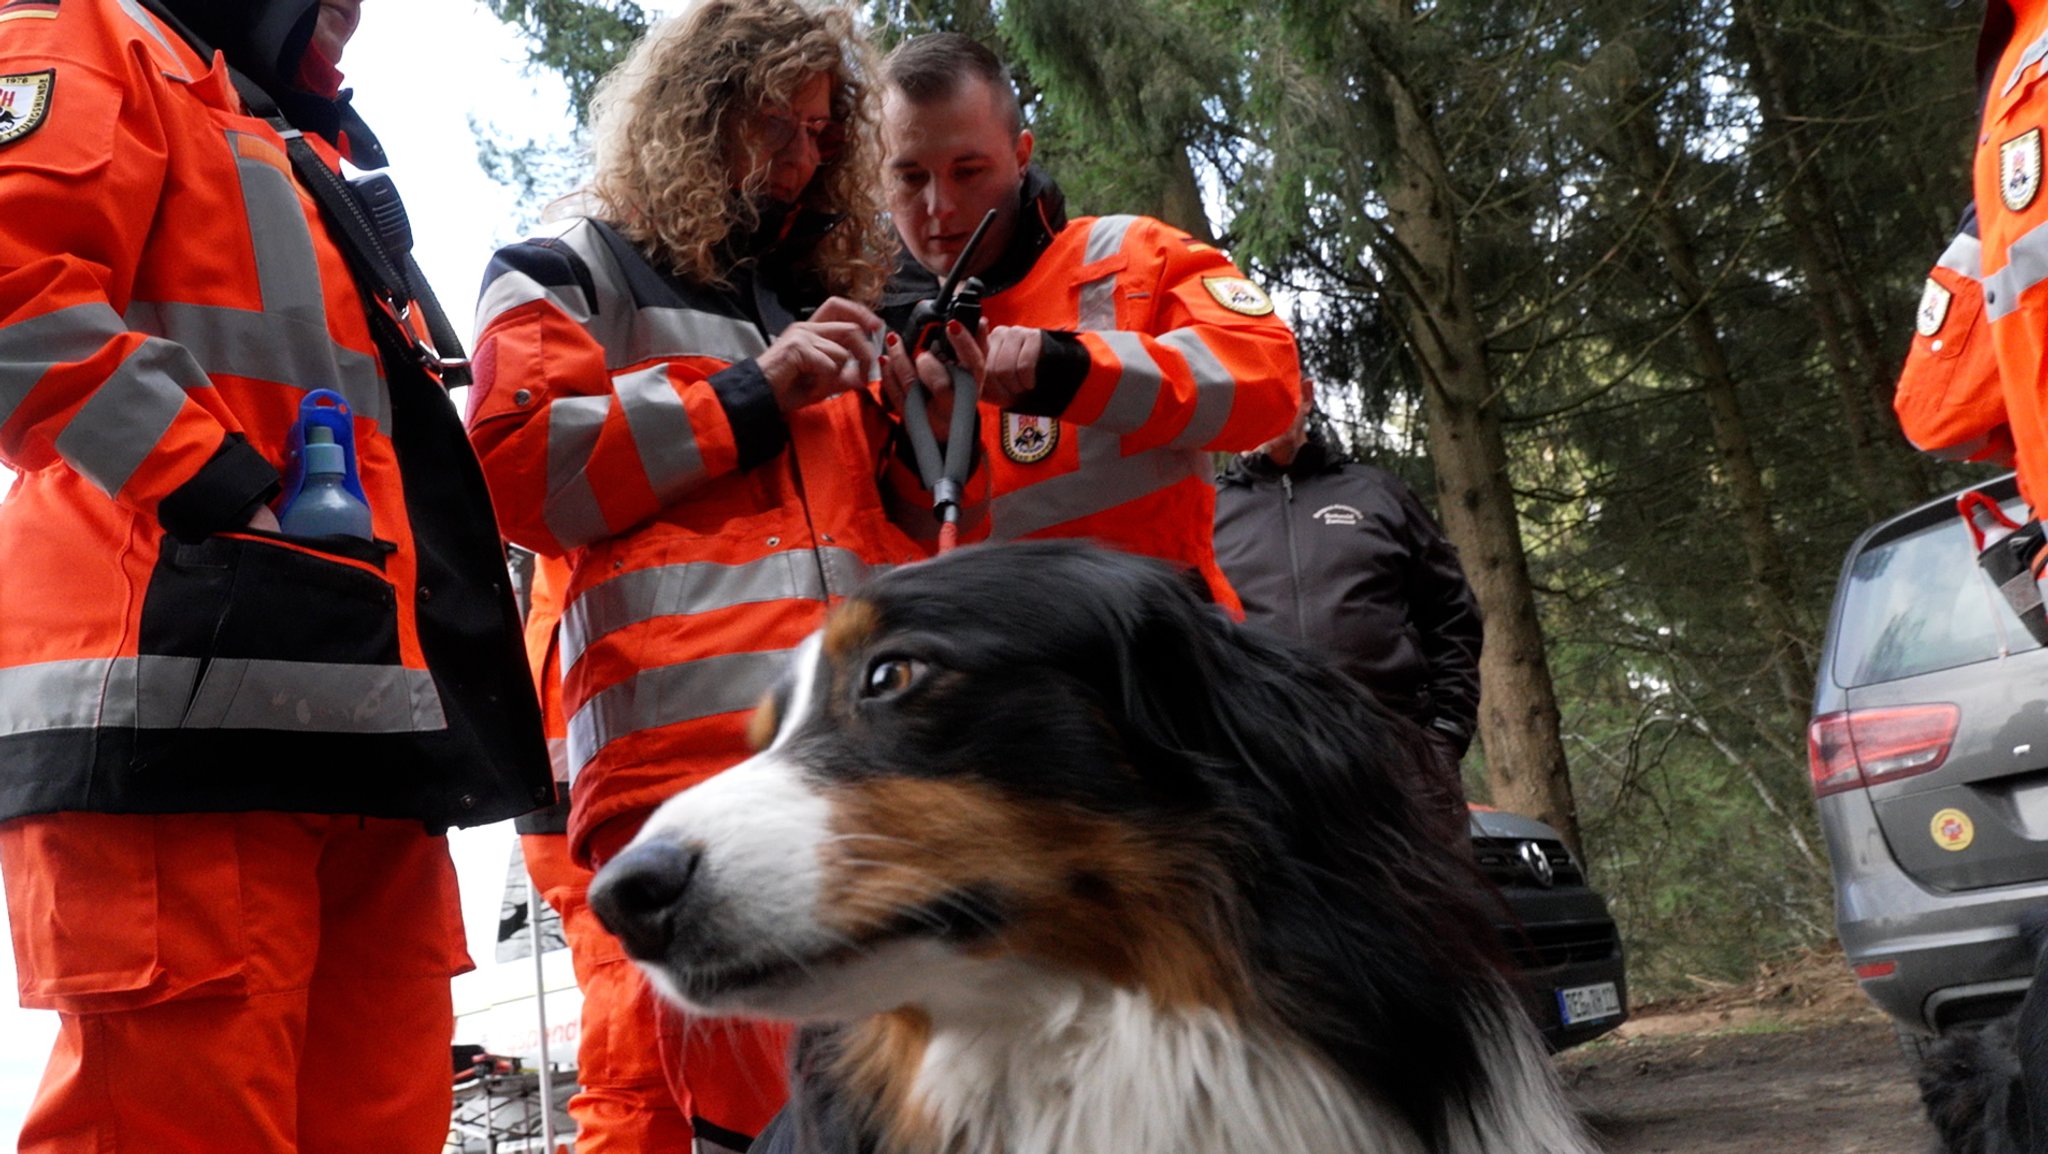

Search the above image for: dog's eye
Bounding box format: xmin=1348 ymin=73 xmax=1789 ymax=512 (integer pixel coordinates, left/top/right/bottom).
xmin=863 ymin=656 xmax=926 ymax=699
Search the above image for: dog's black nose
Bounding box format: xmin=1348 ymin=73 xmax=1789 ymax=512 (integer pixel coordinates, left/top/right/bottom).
xmin=588 ymin=840 xmax=703 ymax=962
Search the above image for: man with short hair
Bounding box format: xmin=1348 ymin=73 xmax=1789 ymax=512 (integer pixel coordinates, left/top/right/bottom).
xmin=876 ymin=33 xmax=1300 ymax=605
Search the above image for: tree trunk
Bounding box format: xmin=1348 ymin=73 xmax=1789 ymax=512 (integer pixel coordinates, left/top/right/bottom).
xmin=1156 ymin=145 xmax=1217 ymax=245
xmin=1618 ymin=105 xmax=1816 ymax=717
xmin=1374 ymin=54 xmax=1583 ymax=853
xmin=1727 ymin=0 xmax=1932 ymax=512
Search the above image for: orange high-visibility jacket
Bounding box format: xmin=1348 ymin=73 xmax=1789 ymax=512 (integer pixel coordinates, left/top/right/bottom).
xmin=1978 ymin=0 xmax=2048 ymax=512
xmin=1894 ymin=206 xmax=2013 ymax=469
xmin=0 ymin=0 xmax=550 ymax=826
xmin=881 ymin=171 xmax=1301 ymax=609
xmin=468 ymin=217 xmax=928 ymax=864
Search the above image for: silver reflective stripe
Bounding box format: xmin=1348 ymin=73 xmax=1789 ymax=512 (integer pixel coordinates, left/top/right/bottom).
xmin=0 ymin=302 xmax=128 ymax=429
xmin=1984 ymin=219 xmax=2048 ymax=322
xmin=125 ymin=300 xmax=388 ymax=430
xmin=1092 ymin=330 xmax=1162 ymax=434
xmin=567 ymin=649 xmax=792 ymax=774
xmin=2006 ymin=30 xmax=2048 ymax=97
xmin=0 ymin=656 xmax=198 ymax=735
xmin=1937 ymin=231 xmax=1983 ymax=280
xmin=547 ymin=736 xmax=571 ymax=785
xmin=0 ymin=655 xmax=442 ymax=735
xmin=232 ymin=133 xmax=326 ymax=325
xmin=614 ymin=364 xmax=706 ymax=504
xmin=559 ymin=549 xmax=866 ymax=673
xmin=819 ymin=551 xmax=889 ymax=600
xmin=1077 ymin=274 xmax=1118 ymax=332
xmin=54 ymin=339 xmax=192 ymax=498
xmin=1158 ymin=328 xmax=1237 ymax=449
xmin=1084 ymin=215 xmax=1137 ymax=265
xmin=478 ymin=221 xmax=768 ymax=371
xmin=476 ymin=261 xmax=594 ymax=332
xmin=112 ymin=0 xmax=186 ymax=73
xmin=545 ymin=396 xmax=612 ymax=547
xmin=179 ymin=659 xmax=445 ymax=733
xmin=991 ymin=427 xmax=1205 ymax=540
xmin=630 ymin=307 xmax=765 ymax=368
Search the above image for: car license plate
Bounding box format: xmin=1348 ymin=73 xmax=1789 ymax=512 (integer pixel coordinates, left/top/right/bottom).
xmin=1556 ymin=981 xmax=1621 ymax=1025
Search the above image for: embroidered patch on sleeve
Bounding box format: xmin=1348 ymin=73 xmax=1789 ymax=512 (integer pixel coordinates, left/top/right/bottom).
xmin=2003 ymin=128 xmax=2042 ymax=213
xmin=1916 ymin=278 xmax=1953 ymax=337
xmin=0 ymin=70 xmax=53 ymax=146
xmin=1201 ymin=276 xmax=1275 ymax=317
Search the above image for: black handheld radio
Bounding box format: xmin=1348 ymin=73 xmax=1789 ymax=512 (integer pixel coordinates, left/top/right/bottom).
xmin=900 ymin=209 xmax=1000 ymax=549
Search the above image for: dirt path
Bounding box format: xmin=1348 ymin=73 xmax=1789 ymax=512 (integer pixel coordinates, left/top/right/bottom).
xmin=1555 ymin=948 xmax=1941 ymax=1153
xmin=1561 ymin=1018 xmax=1931 ymax=1153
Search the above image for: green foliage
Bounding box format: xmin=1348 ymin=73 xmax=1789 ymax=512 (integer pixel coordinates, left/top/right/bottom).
xmin=480 ymin=0 xmax=646 ymax=123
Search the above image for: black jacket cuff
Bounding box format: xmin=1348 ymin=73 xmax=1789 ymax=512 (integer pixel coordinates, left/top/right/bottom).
xmin=1428 ymin=716 xmax=1474 ymax=755
xmin=512 ymin=795 xmax=571 ymax=835
xmin=713 ymin=358 xmax=791 ymax=471
xmin=1008 ymin=330 xmax=1091 ymax=418
xmin=159 ymin=434 xmax=282 ymax=542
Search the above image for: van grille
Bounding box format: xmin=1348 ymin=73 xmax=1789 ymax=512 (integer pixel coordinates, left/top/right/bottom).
xmin=1472 ymin=836 xmax=1586 ymax=888
xmin=1499 ymin=920 xmax=1623 ymax=969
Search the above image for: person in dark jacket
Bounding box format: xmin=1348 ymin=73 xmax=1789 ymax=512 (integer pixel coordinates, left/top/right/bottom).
xmin=1214 ymin=382 xmax=1483 ymax=845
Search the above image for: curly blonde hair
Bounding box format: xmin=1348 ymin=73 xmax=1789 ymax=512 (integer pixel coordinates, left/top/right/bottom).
xmin=582 ymin=0 xmax=890 ymax=301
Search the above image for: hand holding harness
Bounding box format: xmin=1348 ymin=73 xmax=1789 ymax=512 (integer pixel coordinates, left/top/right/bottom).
xmin=899 ymin=209 xmax=997 ymax=553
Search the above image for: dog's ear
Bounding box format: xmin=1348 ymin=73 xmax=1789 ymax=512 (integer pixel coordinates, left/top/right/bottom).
xmin=1099 ymin=556 xmax=1513 ymax=1143
xmin=1100 ymin=565 xmax=1438 ymax=855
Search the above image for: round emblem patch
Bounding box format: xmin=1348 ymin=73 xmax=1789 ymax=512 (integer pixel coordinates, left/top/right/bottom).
xmin=1916 ymin=278 xmax=1953 ymax=338
xmin=1000 ymin=412 xmax=1059 ymax=465
xmin=1931 ymin=807 xmax=1975 ymax=852
xmin=2003 ymin=128 xmax=2043 ymax=213
xmin=1201 ymin=276 xmax=1275 ymax=317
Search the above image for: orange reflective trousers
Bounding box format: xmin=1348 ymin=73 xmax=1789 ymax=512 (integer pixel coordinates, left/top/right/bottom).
xmin=0 ymin=812 xmax=470 ymax=1154
xmin=561 ymin=815 xmax=791 ymax=1153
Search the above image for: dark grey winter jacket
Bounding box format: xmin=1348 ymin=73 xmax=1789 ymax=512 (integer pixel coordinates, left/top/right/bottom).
xmin=1214 ymin=438 xmax=1483 ymax=755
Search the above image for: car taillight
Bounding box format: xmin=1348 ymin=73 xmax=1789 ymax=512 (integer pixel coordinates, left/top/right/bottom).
xmin=1807 ymin=704 xmax=1961 ymax=798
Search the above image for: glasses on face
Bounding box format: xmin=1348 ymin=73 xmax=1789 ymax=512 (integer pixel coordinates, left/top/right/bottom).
xmin=755 ymin=112 xmax=846 ymax=160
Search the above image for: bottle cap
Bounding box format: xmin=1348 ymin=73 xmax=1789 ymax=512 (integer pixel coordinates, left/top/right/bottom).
xmin=304 ymin=424 xmax=344 ymax=476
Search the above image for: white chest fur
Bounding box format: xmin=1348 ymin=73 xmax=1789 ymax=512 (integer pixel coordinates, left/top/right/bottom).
xmin=888 ymin=972 xmax=1596 ymax=1154
xmin=904 ymin=977 xmax=1422 ymax=1154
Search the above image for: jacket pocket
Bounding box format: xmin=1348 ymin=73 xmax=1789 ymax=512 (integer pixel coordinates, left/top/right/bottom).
xmin=133 ymin=531 xmax=435 ymax=761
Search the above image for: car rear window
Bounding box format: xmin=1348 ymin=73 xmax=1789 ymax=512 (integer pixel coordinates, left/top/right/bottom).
xmin=1834 ymin=502 xmax=2041 ymax=688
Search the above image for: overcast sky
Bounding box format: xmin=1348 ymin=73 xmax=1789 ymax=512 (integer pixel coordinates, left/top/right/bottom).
xmin=0 ymin=2 xmax=579 ymax=1140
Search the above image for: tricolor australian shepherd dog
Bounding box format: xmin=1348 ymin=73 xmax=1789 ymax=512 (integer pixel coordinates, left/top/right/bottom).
xmin=588 ymin=542 xmax=1597 ymax=1154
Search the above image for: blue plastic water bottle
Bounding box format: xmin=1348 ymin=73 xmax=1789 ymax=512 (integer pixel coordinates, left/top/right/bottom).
xmin=279 ymin=425 xmax=373 ymax=539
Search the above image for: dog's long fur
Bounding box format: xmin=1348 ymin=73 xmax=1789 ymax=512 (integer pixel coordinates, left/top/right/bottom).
xmin=1912 ymin=911 xmax=2048 ymax=1154
xmin=589 ymin=542 xmax=1597 ymax=1154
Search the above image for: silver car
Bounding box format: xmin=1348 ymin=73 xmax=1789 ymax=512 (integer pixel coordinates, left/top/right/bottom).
xmin=1812 ymin=472 xmax=2048 ymax=1050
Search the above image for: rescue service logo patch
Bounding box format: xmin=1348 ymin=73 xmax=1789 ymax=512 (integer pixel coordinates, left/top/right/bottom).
xmin=0 ymin=70 xmax=52 ymax=147
xmin=1916 ymin=278 xmax=1953 ymax=337
xmin=2004 ymin=128 xmax=2043 ymax=212
xmin=1202 ymin=276 xmax=1275 ymax=317
xmin=1000 ymin=412 xmax=1059 ymax=465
